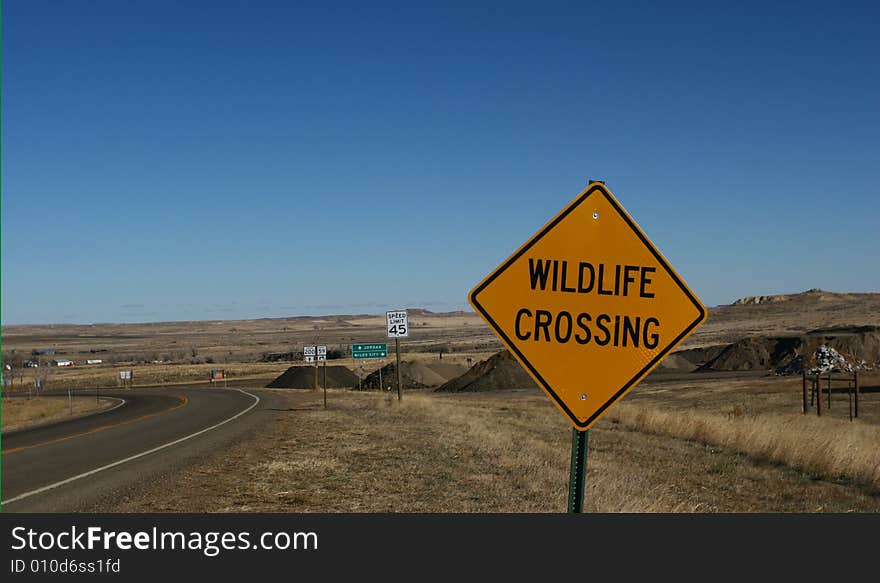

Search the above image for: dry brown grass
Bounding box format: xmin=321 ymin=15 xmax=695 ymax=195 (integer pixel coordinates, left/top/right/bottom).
xmin=607 ymin=402 xmax=880 ymax=490
xmin=103 ymin=389 xmax=880 ymax=513
xmin=2 ymin=396 xmax=116 ymax=433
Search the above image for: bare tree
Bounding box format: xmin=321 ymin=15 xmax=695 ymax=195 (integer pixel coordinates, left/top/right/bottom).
xmin=34 ymin=358 xmax=52 ymax=395
xmin=2 ymin=349 xmax=24 ymax=370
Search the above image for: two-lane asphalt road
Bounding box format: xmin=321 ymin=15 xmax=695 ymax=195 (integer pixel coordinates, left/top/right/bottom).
xmin=1 ymin=386 xmax=268 ymax=512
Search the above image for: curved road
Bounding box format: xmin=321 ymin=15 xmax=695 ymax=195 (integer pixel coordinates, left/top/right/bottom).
xmin=1 ymin=386 xmax=270 ymax=512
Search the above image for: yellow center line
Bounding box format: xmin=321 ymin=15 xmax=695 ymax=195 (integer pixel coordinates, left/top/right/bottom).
xmin=1 ymin=395 xmax=189 ymax=456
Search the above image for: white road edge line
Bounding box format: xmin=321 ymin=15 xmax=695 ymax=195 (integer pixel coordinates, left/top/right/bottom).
xmin=102 ymin=396 xmax=128 ymax=412
xmin=1 ymin=389 xmax=261 ymax=506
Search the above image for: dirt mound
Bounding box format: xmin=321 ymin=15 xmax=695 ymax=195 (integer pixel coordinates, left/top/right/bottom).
xmin=266 ymin=365 xmax=359 ymax=389
xmin=435 ymin=350 xmax=537 ymax=393
xmin=358 ymin=361 xmax=467 ymax=390
xmin=656 ymin=344 xmax=728 ymax=372
xmin=700 ymin=337 xmax=775 ymax=371
xmin=698 ymin=327 xmax=880 ymax=374
xmin=655 ymin=353 xmax=699 ymax=372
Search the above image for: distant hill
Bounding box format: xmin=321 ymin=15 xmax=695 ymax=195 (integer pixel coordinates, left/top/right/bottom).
xmin=685 ymin=289 xmax=880 ymax=348
xmin=731 ymin=288 xmax=876 ymax=306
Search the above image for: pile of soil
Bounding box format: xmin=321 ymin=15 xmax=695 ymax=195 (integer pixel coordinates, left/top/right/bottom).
xmin=655 ymin=353 xmax=700 ymax=372
xmin=435 ymin=350 xmax=537 ymax=393
xmin=357 ymin=361 xmax=467 ymax=390
xmin=656 ymin=344 xmax=727 ymax=372
xmin=698 ymin=337 xmax=781 ymax=372
xmin=697 ymin=326 xmax=880 ymax=374
xmin=266 ymin=365 xmax=360 ymax=389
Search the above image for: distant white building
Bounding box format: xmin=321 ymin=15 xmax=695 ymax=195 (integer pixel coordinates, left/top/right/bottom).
xmin=86 ymin=359 xmax=103 ymax=365
xmin=53 ymin=359 xmax=74 ymax=367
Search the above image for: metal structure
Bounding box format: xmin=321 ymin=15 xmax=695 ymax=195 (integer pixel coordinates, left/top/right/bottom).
xmin=802 ymin=370 xmax=861 ymax=421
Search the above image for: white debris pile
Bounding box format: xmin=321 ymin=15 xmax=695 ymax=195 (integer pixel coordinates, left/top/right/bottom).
xmin=809 ymin=344 xmax=852 ymax=374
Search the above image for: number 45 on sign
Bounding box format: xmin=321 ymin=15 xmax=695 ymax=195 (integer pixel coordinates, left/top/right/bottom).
xmin=386 ymin=311 xmax=408 ymax=338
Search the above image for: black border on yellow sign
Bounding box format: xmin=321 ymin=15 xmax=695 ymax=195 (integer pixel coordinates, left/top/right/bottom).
xmin=469 ymin=183 xmax=707 ymax=429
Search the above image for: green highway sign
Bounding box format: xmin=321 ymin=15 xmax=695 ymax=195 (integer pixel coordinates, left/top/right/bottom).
xmin=352 ymin=343 xmax=388 ymax=359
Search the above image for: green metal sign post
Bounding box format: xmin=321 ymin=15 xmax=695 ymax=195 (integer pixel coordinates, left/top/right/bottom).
xmin=567 ymin=429 xmax=589 ymax=513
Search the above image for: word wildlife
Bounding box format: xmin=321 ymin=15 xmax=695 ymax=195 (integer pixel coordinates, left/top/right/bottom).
xmin=514 ymin=259 xmax=663 ymax=349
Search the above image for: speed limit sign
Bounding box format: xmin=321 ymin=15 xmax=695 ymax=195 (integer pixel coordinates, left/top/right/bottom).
xmin=386 ymin=310 xmax=408 ymax=338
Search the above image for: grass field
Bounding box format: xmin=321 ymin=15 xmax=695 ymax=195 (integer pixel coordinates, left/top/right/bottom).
xmin=611 ymin=371 xmax=880 ymax=491
xmin=2 ymin=396 xmax=116 ymax=433
xmin=101 ymin=383 xmax=880 ymax=513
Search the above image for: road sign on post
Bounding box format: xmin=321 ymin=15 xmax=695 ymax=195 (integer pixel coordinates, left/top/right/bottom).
xmin=210 ymin=368 xmax=228 ymax=388
xmin=470 ymin=182 xmax=706 ymax=429
xmin=469 ymin=182 xmax=706 ymax=511
xmin=119 ymin=370 xmax=133 ymax=388
xmin=352 ymin=343 xmax=388 ymax=359
xmin=315 ymin=346 xmax=328 ymax=408
xmin=386 ymin=310 xmax=408 ymax=401
xmin=385 ymin=311 xmax=408 ymax=338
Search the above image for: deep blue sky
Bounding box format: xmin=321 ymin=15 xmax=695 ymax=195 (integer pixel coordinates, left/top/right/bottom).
xmin=3 ymin=1 xmax=878 ymax=324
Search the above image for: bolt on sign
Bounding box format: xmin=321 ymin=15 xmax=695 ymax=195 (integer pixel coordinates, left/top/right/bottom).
xmin=469 ymin=182 xmax=706 ymax=430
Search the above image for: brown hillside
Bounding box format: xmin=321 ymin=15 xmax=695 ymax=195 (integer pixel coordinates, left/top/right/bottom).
xmin=686 ymin=289 xmax=880 ymax=348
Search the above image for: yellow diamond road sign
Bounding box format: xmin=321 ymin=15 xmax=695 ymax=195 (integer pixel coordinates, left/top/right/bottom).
xmin=469 ymin=183 xmax=707 ymax=430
